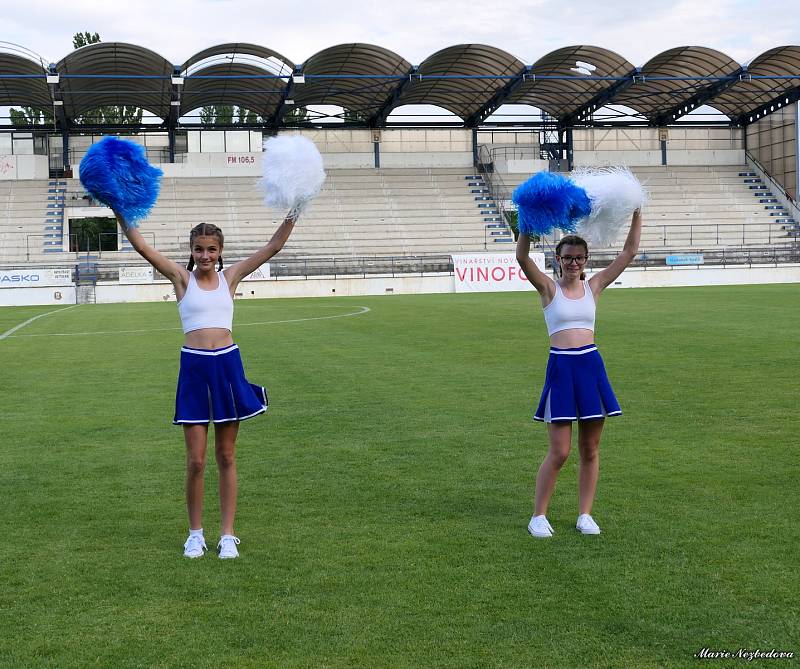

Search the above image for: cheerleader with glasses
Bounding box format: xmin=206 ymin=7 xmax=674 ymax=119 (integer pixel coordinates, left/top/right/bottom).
xmin=516 ymin=208 xmax=642 ymax=538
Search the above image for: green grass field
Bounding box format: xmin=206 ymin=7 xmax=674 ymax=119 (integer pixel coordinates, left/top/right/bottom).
xmin=1 ymin=285 xmax=798 ymax=668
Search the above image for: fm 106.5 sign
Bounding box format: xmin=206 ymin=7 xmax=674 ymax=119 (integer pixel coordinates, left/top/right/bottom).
xmin=0 ymin=268 xmax=72 ymax=288
xmin=452 ymin=253 xmax=544 ymax=292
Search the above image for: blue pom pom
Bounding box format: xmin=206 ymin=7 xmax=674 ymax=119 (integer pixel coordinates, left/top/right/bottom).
xmin=79 ymin=137 xmax=163 ymax=227
xmin=512 ymin=171 xmax=592 ymax=236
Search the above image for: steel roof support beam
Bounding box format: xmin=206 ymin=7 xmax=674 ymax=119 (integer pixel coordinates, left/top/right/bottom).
xmin=736 ymin=85 xmax=800 ymax=126
xmin=167 ymin=65 xmax=182 ymax=162
xmin=559 ymin=67 xmax=640 ymax=127
xmin=464 ymin=65 xmax=531 ymax=128
xmin=268 ymin=65 xmax=299 ymax=132
xmin=651 ymin=69 xmax=745 ymax=126
xmin=368 ymin=66 xmax=418 ymax=128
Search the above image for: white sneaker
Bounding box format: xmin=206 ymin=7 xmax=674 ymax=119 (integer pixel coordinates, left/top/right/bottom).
xmin=183 ymin=533 xmax=207 ymax=558
xmin=527 ymin=514 xmax=554 ymax=538
xmin=576 ymin=513 xmax=601 ymax=535
xmin=217 ymin=535 xmax=241 ymax=559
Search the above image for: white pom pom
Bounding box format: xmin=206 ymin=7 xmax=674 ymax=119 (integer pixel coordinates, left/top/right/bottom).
xmin=259 ymin=135 xmax=326 ymax=216
xmin=571 ymin=166 xmax=648 ymax=246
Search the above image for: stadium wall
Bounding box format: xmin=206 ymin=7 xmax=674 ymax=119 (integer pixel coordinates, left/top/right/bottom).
xmin=572 ymin=127 xmax=744 ymax=167
xmin=4 ymin=265 xmax=799 ymax=307
xmin=745 ymin=103 xmax=798 ymax=200
xmin=89 ymin=265 xmax=800 ymax=302
xmin=68 ymin=129 xmax=476 ymax=176
xmin=0 ymin=154 xmax=49 ymax=179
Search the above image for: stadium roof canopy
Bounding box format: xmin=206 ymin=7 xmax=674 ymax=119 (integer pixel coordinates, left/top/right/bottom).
xmin=2 ymin=41 xmax=800 ymax=129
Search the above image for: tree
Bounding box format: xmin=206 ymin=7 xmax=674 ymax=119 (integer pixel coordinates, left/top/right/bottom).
xmin=199 ymin=106 xmax=216 ymax=125
xmin=237 ymin=107 xmax=260 ymax=125
xmin=215 ymin=105 xmax=235 ymax=125
xmin=69 ymin=32 xmax=142 ymax=125
xmin=199 ymin=105 xmax=236 ymax=125
xmin=343 ymin=108 xmax=367 ymax=124
xmin=9 ymin=106 xmax=52 ymax=126
xmin=73 ymin=32 xmax=100 ymax=49
xmin=283 ymin=106 xmax=308 ymax=125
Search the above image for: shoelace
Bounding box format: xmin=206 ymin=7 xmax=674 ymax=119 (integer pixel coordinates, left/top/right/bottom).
xmin=185 ymin=535 xmax=206 ymax=551
xmin=218 ymin=536 xmax=241 ymax=550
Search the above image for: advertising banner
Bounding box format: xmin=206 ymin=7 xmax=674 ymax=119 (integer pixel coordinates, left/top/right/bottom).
xmin=452 ymin=253 xmax=545 ymax=292
xmin=119 ymin=266 xmax=154 ymax=284
xmin=0 ymin=268 xmax=72 ymax=288
xmin=243 ymin=263 xmax=271 ymax=281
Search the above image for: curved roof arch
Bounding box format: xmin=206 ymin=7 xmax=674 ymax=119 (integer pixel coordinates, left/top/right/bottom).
xmin=293 ymin=43 xmax=411 ymax=117
xmin=710 ymin=46 xmax=800 ymax=120
xmin=0 ymin=52 xmax=50 ymax=111
xmin=3 ymin=40 xmax=800 ymax=129
xmin=506 ymin=45 xmax=635 ymax=119
xmin=394 ymin=44 xmax=524 ymax=119
xmin=612 ymin=46 xmax=741 ymax=121
xmin=180 ymin=62 xmax=287 ymax=118
xmin=56 ymin=42 xmax=174 ymax=120
xmin=181 ymin=43 xmax=294 ymax=76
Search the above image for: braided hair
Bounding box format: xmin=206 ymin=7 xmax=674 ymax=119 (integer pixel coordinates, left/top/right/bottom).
xmin=187 ymin=223 xmax=225 ymax=271
xmin=555 ymin=234 xmax=589 ymax=280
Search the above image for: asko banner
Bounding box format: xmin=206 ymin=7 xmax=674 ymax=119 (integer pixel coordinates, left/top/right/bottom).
xmin=452 ymin=253 xmax=545 ymax=292
xmin=0 ymin=268 xmax=72 ymax=288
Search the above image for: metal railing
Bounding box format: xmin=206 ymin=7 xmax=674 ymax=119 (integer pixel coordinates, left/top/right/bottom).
xmin=640 ymin=223 xmax=793 ymax=247
xmin=587 ymin=244 xmax=800 ymax=270
xmin=745 ymin=151 xmax=800 ymax=221
xmin=49 ymin=147 xmax=187 ymax=170
xmin=68 ymin=254 xmax=455 ymax=283
xmin=477 ymin=144 xmax=556 ymax=253
xmin=21 ymin=232 xmax=159 ymax=260
xmin=25 ymin=234 xmax=78 ymax=261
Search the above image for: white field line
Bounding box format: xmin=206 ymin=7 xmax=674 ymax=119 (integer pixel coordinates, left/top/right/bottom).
xmin=0 ymin=305 xmax=79 ymax=341
xmin=3 ymin=305 xmax=371 ymax=339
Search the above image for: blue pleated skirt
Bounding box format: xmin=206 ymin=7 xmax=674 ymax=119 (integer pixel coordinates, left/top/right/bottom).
xmin=173 ymin=344 xmax=268 ymax=424
xmin=534 ymin=344 xmax=621 ymax=423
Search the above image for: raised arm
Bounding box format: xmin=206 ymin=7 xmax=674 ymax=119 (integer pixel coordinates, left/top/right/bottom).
xmin=115 ymin=212 xmax=188 ymax=290
xmin=223 ymin=211 xmax=298 ymax=291
xmin=589 ymin=208 xmax=642 ymax=294
xmin=516 ymin=233 xmax=555 ymax=302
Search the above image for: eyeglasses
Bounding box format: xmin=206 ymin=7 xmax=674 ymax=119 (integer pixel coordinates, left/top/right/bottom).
xmin=559 ymin=255 xmax=588 ymax=265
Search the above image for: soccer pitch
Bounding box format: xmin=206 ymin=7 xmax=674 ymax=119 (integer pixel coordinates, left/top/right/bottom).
xmin=1 ymin=285 xmax=798 ymax=668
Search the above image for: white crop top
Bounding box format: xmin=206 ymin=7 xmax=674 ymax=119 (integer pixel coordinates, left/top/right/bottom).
xmin=178 ymin=271 xmax=234 ymax=334
xmin=542 ymin=280 xmax=596 ymax=336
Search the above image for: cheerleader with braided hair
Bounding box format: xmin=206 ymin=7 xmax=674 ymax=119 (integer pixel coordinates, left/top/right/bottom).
xmin=116 ymin=211 xmax=297 ymax=559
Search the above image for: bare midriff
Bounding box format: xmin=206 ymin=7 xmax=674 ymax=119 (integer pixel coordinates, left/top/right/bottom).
xmin=184 ymin=327 xmax=234 ymax=350
xmin=549 ymin=328 xmax=595 ymax=349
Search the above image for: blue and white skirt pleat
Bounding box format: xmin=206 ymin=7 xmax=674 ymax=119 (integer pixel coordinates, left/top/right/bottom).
xmin=534 ymin=344 xmax=621 ymax=423
xmin=173 ymin=344 xmax=268 ymax=425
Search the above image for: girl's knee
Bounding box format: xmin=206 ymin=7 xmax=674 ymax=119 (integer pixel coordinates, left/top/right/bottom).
xmin=579 ymin=443 xmax=600 ymax=462
xmin=547 ymin=446 xmax=570 ymax=469
xmin=187 ymin=457 xmax=206 ymax=477
xmin=215 ymin=447 xmax=236 ymax=470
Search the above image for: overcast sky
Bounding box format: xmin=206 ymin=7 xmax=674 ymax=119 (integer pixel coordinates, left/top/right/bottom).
xmin=4 ymin=0 xmax=799 ymax=67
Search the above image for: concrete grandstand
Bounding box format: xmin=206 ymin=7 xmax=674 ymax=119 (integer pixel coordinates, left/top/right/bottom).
xmin=1 ymin=40 xmax=799 ymax=304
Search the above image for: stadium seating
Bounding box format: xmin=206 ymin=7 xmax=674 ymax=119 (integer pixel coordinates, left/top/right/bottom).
xmin=1 ymin=165 xmax=796 ymax=266
xmin=0 ymin=180 xmax=54 ymax=263
xmin=501 ymin=165 xmax=795 ymax=250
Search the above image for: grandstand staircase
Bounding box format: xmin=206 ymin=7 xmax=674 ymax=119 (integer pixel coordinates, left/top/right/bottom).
xmin=75 ymin=254 xmax=98 ymax=304
xmin=43 ymin=179 xmax=66 ymax=254
xmin=739 ymin=171 xmax=799 ymax=238
xmin=464 ymin=174 xmax=514 ymax=247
